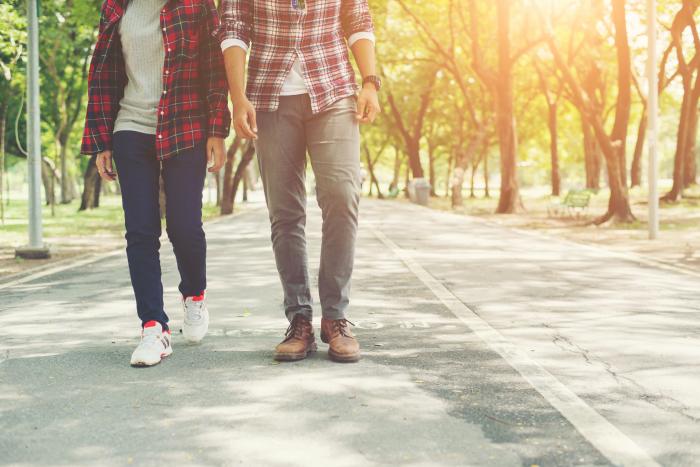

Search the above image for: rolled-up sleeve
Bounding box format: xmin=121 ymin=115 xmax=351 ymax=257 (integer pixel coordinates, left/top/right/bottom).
xmin=340 ymin=0 xmax=374 ymax=39
xmin=219 ymin=0 xmax=252 ymax=47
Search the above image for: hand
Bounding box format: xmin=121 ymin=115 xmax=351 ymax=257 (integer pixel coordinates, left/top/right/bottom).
xmin=207 ymin=137 xmax=226 ymax=173
xmin=356 ymin=85 xmax=380 ymax=124
xmin=96 ymin=150 xmax=116 ymax=182
xmin=232 ymin=96 xmax=258 ymax=140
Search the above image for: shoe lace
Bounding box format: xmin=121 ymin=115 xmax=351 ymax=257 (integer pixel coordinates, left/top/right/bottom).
xmin=284 ymin=315 xmax=309 ymax=342
xmin=141 ymin=329 xmax=163 ymax=348
xmin=332 ymin=319 xmax=355 ymax=338
xmin=185 ymin=299 xmax=204 ymax=321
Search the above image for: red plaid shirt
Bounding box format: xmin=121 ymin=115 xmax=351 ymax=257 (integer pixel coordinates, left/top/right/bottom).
xmin=81 ymin=0 xmax=231 ymax=160
xmin=220 ymin=0 xmax=374 ymax=114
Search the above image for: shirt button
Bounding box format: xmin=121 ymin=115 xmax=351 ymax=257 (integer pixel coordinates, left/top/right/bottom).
xmin=167 ymin=48 xmax=172 ymax=53
xmin=165 ymin=70 xmax=169 ymax=75
xmin=163 ymin=90 xmax=167 ymax=95
xmin=162 ymin=27 xmax=166 ymax=32
xmin=160 ymin=110 xmax=165 ymax=115
xmin=158 ymin=135 xmax=163 ymax=139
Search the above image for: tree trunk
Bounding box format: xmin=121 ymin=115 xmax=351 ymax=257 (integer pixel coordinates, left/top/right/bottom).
xmin=444 ymin=153 xmax=453 ymax=197
xmin=662 ymin=2 xmax=700 ymax=200
xmin=663 ymin=85 xmax=692 ymax=201
xmin=221 ymin=138 xmax=242 ymax=214
xmin=406 ymin=141 xmax=424 ymax=179
xmin=484 ymin=148 xmax=490 ymax=198
xmin=582 ymin=117 xmax=601 ymax=190
xmin=495 ymin=0 xmax=519 ymax=213
xmin=222 ymin=142 xmax=255 ymax=215
xmin=0 ymin=101 xmax=6 ymax=224
xmin=630 ymin=106 xmax=647 ymax=188
xmin=41 ymin=157 xmax=58 ymax=206
xmin=58 ymin=134 xmax=75 ymax=204
xmin=610 ymin=0 xmax=632 ymax=190
xmin=428 ymin=147 xmax=436 ymax=196
xmin=364 ymin=144 xmax=384 ymax=199
xmin=683 ymin=106 xmax=698 ymax=187
xmin=389 ymin=146 xmax=402 ymax=193
xmin=451 ymin=132 xmax=483 ymax=208
xmin=548 ymin=102 xmax=561 ymax=196
xmin=79 ymin=154 xmax=102 ymax=211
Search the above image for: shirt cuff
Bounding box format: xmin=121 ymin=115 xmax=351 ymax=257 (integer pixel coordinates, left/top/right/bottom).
xmin=221 ymin=38 xmax=249 ymax=53
xmin=348 ymin=31 xmax=376 ymax=48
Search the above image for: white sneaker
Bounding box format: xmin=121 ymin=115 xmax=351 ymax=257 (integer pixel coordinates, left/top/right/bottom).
xmin=182 ymin=293 xmax=209 ymax=343
xmin=130 ymin=321 xmax=172 ymax=367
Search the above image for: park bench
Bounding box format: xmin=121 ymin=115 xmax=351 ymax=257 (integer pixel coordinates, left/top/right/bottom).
xmin=547 ymin=189 xmax=592 ymax=217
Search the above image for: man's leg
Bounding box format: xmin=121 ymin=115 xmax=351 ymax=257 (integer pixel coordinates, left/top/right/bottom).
xmin=112 ymin=131 xmax=169 ymax=329
xmin=256 ymin=95 xmax=313 ymax=322
xmin=257 ymin=95 xmax=317 ymax=362
xmin=306 ymin=96 xmax=362 ymax=362
xmin=162 ymin=143 xmax=209 ymax=343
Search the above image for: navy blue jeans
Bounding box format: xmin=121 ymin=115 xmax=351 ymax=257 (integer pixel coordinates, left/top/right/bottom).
xmin=112 ymin=131 xmax=207 ymax=329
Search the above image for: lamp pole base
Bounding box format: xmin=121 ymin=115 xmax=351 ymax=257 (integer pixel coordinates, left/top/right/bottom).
xmin=15 ymin=245 xmax=51 ymax=260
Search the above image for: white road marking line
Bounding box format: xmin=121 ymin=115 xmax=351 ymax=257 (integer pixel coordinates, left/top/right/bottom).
xmin=371 ymin=226 xmax=661 ymax=467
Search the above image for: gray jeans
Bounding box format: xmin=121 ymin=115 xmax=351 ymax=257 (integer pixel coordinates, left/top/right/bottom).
xmin=255 ymin=94 xmax=361 ymax=322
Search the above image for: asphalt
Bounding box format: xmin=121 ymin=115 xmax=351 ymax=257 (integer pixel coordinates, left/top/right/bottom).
xmin=1 ymin=197 xmax=699 ymax=466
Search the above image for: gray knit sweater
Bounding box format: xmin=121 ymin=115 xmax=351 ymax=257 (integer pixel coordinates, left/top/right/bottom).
xmin=114 ymin=0 xmax=168 ymax=135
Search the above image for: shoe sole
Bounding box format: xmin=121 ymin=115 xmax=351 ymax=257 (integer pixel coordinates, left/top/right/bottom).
xmin=183 ymin=320 xmax=209 ymax=344
xmin=274 ymin=343 xmax=318 ymax=362
xmin=328 ymin=349 xmax=361 ymax=363
xmin=321 ymin=333 xmax=360 ymax=363
xmin=130 ymin=349 xmax=172 ymax=368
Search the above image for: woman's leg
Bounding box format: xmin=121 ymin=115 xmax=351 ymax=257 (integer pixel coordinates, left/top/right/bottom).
xmin=161 ymin=143 xmax=208 ymax=297
xmin=112 ymin=131 xmax=169 ymax=329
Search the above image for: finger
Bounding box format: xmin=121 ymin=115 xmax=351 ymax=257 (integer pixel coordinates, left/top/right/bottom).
xmin=234 ymin=120 xmax=247 ymax=138
xmin=367 ymin=107 xmax=378 ymax=123
xmin=105 ymin=154 xmax=114 ymax=174
xmin=248 ymin=110 xmax=258 ymax=136
xmin=237 ymin=118 xmax=256 ymax=139
xmin=356 ymin=98 xmax=367 ymax=120
xmin=209 ymin=149 xmax=224 ymax=173
xmin=97 ymin=161 xmax=112 ymax=182
xmin=206 ymin=143 xmax=214 ymax=166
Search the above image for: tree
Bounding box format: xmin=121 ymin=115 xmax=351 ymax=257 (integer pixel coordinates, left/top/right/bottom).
xmin=0 ymin=2 xmax=26 ymax=223
xmin=40 ymin=0 xmax=100 ymax=204
xmin=385 ymin=67 xmax=437 ymax=180
xmin=661 ymin=0 xmax=700 ymax=201
xmin=545 ymin=0 xmax=636 ymax=223
xmin=220 ymin=138 xmax=255 ymax=215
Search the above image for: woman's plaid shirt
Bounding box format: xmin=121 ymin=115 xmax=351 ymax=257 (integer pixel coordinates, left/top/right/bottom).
xmin=220 ymin=0 xmax=374 ymax=114
xmin=81 ymin=0 xmax=231 ymax=160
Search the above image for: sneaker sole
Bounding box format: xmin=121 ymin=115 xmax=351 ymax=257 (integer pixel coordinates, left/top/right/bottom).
xmin=183 ymin=319 xmax=209 ymax=344
xmin=130 ymin=349 xmax=172 ymax=368
xmin=274 ymin=343 xmax=318 ymax=362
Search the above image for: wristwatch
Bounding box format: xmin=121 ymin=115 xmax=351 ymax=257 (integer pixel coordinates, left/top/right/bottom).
xmin=362 ymin=75 xmax=382 ymax=92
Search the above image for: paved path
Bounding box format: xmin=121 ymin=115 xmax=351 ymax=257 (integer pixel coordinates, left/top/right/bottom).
xmin=1 ymin=199 xmax=699 ymax=466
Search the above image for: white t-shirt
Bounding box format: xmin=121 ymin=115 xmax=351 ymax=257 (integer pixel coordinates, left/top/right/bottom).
xmin=221 ymin=32 xmax=375 ymax=96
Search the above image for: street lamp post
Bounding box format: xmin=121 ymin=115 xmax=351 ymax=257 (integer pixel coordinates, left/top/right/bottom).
xmin=16 ymin=0 xmax=50 ymax=259
xmin=647 ymin=0 xmax=659 ymax=240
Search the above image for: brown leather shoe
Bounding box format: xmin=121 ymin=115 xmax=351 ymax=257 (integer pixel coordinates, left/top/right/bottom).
xmin=274 ymin=314 xmax=317 ymax=362
xmin=320 ymin=318 xmax=360 ymax=363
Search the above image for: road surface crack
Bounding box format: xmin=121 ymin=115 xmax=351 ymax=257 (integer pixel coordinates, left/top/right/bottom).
xmin=544 ymin=324 xmax=700 ymax=424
